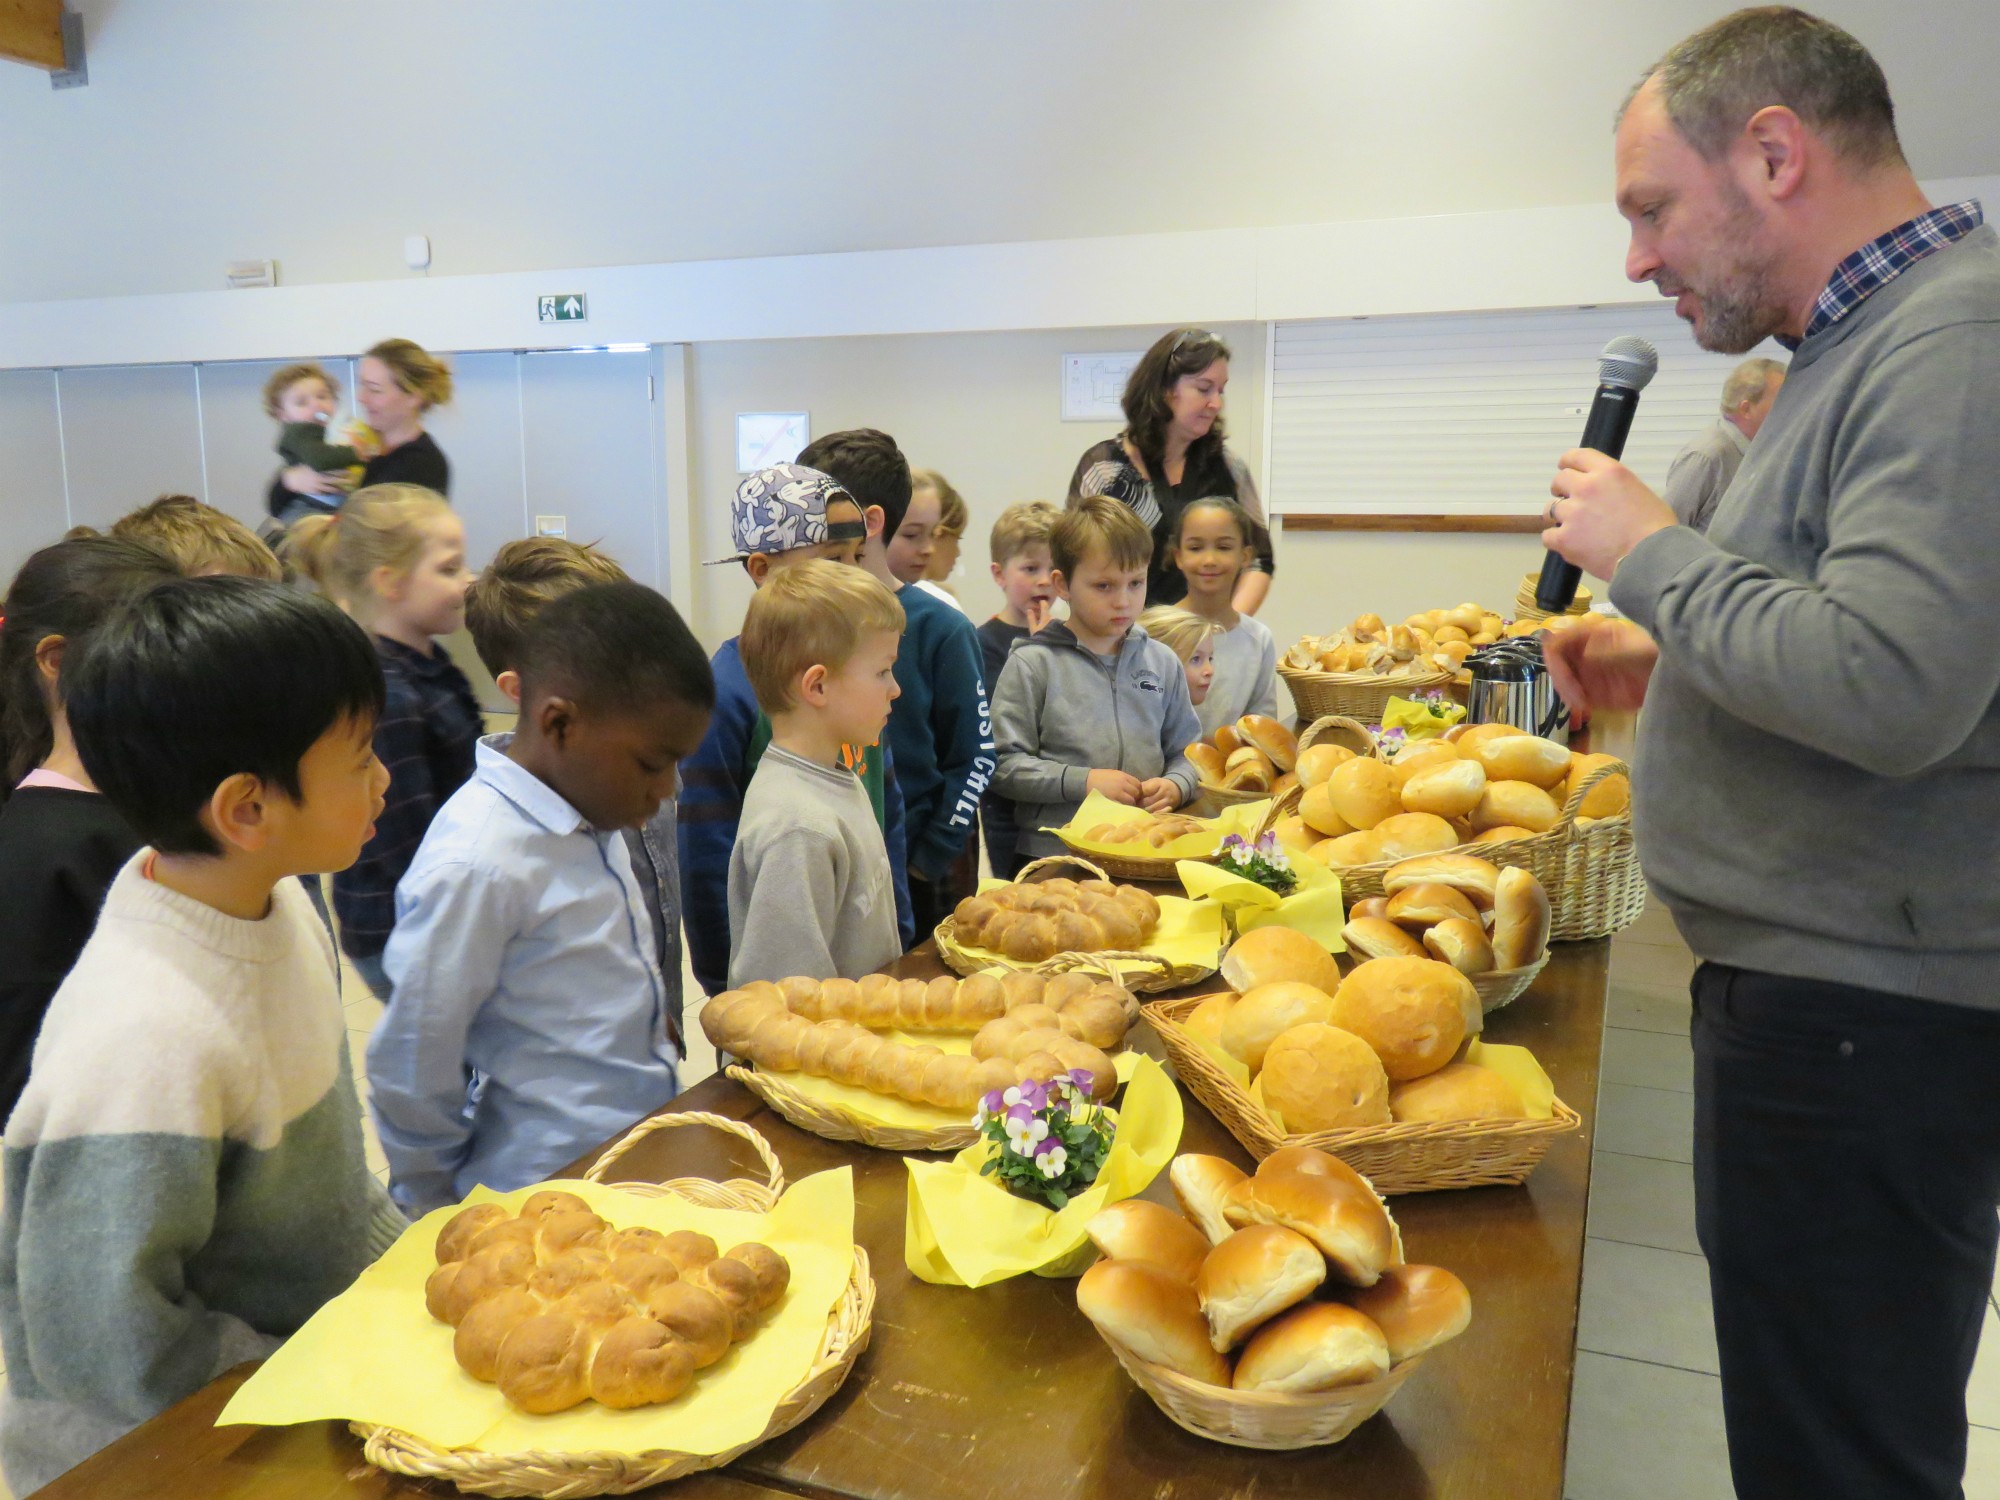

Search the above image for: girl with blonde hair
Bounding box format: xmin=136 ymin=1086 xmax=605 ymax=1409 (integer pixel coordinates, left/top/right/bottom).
xmin=1137 ymin=604 xmax=1220 ymax=710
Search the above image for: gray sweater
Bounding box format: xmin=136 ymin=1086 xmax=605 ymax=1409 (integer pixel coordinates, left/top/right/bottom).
xmin=727 ymin=744 xmax=901 ymax=986
xmin=1611 ymin=223 xmax=2000 ymax=1007
xmin=991 ymin=622 xmax=1203 ymax=858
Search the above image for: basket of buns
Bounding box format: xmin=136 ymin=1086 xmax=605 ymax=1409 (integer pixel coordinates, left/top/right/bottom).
xmin=352 ymin=1113 xmax=874 ymax=1497
xmin=1277 ymin=609 xmax=1478 ymax=724
xmin=1265 ymin=718 xmax=1644 ymax=940
xmin=706 ymin=969 xmax=1140 ymax=1152
xmin=1338 ymin=855 xmax=1550 ymax=1012
xmin=934 ymin=857 xmax=1216 ymax=994
xmin=1074 ymin=1147 xmax=1470 ymax=1448
xmin=1144 ymin=929 xmax=1578 ymax=1192
xmin=1185 ymin=713 xmax=1303 ymax=813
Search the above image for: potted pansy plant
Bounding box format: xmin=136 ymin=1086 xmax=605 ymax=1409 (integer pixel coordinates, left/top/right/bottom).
xmin=972 ymin=1071 xmax=1114 ymax=1211
xmin=1213 ymin=831 xmax=1298 ymax=897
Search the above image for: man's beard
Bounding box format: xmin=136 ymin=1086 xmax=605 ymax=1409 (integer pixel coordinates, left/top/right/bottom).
xmin=1680 ymin=185 xmax=1787 ymax=354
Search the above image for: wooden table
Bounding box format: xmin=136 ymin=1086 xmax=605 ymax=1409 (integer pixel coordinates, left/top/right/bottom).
xmin=41 ymin=942 xmax=1609 ymax=1500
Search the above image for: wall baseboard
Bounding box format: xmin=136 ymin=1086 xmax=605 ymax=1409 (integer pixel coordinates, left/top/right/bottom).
xmin=1279 ymin=513 xmax=1545 ymax=534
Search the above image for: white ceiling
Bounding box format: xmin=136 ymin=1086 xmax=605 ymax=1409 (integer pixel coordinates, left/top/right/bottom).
xmin=3 ymin=0 xmax=1997 ymax=305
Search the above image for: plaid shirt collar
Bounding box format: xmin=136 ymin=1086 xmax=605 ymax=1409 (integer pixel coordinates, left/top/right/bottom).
xmin=1784 ymin=199 xmax=1985 ymax=349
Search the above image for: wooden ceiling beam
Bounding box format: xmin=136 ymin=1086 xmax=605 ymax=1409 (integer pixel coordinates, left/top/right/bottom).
xmin=0 ymin=0 xmax=64 ymax=70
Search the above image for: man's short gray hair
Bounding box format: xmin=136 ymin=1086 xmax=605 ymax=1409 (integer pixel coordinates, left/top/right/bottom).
xmin=1630 ymin=6 xmax=1903 ymax=169
xmin=1722 ymin=357 xmax=1787 ymax=414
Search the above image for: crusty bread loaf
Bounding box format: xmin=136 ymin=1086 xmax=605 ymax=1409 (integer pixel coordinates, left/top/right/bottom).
xmin=1183 ymin=993 xmax=1234 ymax=1048
xmin=1492 ymin=865 xmax=1552 ymax=969
xmin=1220 ymin=926 xmax=1343 ymax=997
xmin=1231 ymin=1302 xmax=1391 ymax=1392
xmin=1085 ymin=1199 xmax=1213 ymax=1286
xmin=1257 ymin=1023 xmax=1391 ymax=1131
xmin=1341 ymin=1263 xmax=1472 ymax=1363
xmin=1389 ymin=1061 xmax=1527 ymax=1124
xmin=1219 ymin=981 xmax=1337 ymax=1072
xmin=1169 ymin=1154 xmax=1248 ymax=1245
xmin=1196 ymin=1225 xmax=1327 ymax=1351
xmin=1076 ymin=1259 xmax=1232 ymax=1386
xmin=1330 ymin=956 xmax=1477 ymax=1081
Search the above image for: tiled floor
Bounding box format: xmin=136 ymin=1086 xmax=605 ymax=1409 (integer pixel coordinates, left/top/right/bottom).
xmin=1566 ymin=906 xmax=2000 ymax=1499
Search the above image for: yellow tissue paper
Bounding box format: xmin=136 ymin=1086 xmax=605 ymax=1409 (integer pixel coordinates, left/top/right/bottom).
xmin=1048 ymin=792 xmax=1271 ymax=862
xmin=904 ymin=1055 xmax=1182 ymax=1287
xmin=217 ymin=1170 xmax=857 ymax=1456
xmin=1176 ymin=859 xmax=1347 ymax=952
xmin=1382 ymin=694 xmax=1467 ymax=739
xmin=1463 ymin=1040 xmax=1557 ymax=1119
xmin=957 ymin=883 xmax=1227 ymax=984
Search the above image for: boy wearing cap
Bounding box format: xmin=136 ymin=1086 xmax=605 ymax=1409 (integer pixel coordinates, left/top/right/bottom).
xmin=678 ymin=464 xmax=915 ymax=996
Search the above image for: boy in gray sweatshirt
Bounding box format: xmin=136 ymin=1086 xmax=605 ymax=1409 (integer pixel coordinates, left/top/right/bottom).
xmin=991 ymin=497 xmax=1201 ymax=859
xmin=728 ymin=560 xmax=906 ymax=986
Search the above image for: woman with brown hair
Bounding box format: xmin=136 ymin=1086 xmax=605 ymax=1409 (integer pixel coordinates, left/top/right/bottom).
xmin=268 ymin=338 xmax=454 ymax=515
xmin=1065 ymin=327 xmax=1273 ymax=611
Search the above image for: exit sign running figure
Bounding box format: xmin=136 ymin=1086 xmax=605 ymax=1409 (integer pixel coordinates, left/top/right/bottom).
xmin=538 ymin=294 xmax=587 ymax=323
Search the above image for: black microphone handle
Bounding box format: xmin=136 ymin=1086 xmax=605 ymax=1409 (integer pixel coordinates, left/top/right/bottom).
xmin=1535 ymin=383 xmax=1642 ymax=612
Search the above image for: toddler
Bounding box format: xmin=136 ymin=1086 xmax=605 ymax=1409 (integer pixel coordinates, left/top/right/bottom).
xmin=261 ymin=363 xmax=378 ymax=527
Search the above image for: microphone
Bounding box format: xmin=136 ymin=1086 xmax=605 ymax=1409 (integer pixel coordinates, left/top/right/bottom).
xmin=1535 ymin=335 xmax=1660 ymax=612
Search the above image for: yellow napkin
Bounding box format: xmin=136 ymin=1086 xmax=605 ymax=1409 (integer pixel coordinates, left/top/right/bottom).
xmin=904 ymin=1056 xmax=1182 ymax=1286
xmin=217 ymin=1170 xmax=857 ymax=1457
xmin=956 ymin=884 xmax=1226 ymax=983
xmin=1463 ymin=1040 xmax=1557 ymax=1119
xmin=1048 ymin=792 xmax=1271 ymax=862
xmin=1382 ymin=694 xmax=1466 ymax=738
xmin=1176 ymin=858 xmax=1347 ymax=952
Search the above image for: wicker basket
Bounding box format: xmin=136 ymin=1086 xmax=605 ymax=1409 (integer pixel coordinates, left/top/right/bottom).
xmin=1144 ymin=997 xmax=1579 ymax=1192
xmin=1098 ymin=1331 xmax=1424 ymax=1449
xmin=1513 ymin=572 xmax=1592 ymax=622
xmin=1277 ymin=661 xmax=1453 ymax=726
xmin=935 ymin=855 xmax=1216 ymax=995
xmin=1470 ymin=950 xmax=1549 ymax=1012
xmin=727 ymin=1064 xmax=979 ymax=1153
xmin=353 ymin=1113 xmax=875 ymax=1497
xmin=1186 ymin=780 xmax=1278 ymax=817
xmin=1054 ymin=828 xmax=1220 ymax=883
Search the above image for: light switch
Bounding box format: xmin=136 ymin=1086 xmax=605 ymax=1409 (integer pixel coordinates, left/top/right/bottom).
xmin=534 ymin=515 xmax=567 ymax=538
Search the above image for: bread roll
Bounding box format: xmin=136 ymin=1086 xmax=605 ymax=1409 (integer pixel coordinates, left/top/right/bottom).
xmin=1085 ymin=1199 xmax=1213 ymax=1286
xmin=1170 ymin=1154 xmax=1249 ymax=1245
xmin=1223 ymin=746 xmax=1275 ymax=792
xmin=1382 ymin=853 xmax=1501 ymax=909
xmin=1221 ymin=1170 xmax=1397 ymax=1287
xmin=1423 ymin=917 xmax=1496 ymax=975
xmin=1564 ymin=752 xmax=1631 ymax=818
xmin=644 ymin=1280 xmax=734 ymax=1368
xmin=1432 ymin=624 xmax=1469 ymax=645
xmin=1232 ymin=1302 xmax=1391 ymax=1392
xmin=1330 ymin=956 xmax=1476 ymax=1080
xmin=1235 ymin=714 xmax=1298 ymax=772
xmin=590 ymin=1315 xmax=697 ymax=1408
xmin=1076 ymin=1260 xmax=1232 ymax=1386
xmin=1295 ymin=743 xmax=1354 ymax=788
xmin=1213 ymin=724 xmax=1243 ymax=755
xmin=1221 ymin=926 xmax=1343 ymax=997
xmin=1492 ymin=866 xmax=1552 ymax=969
xmin=1196 ymin=1225 xmax=1327 ymax=1351
xmin=1352 ymin=611 xmax=1385 ymax=640
xmin=1469 ymin=733 xmax=1572 ymax=789
xmin=1389 ymin=1061 xmax=1527 ymax=1123
xmin=1299 ymin=783 xmax=1356 ymax=838
xmin=1183 ymin=992 xmax=1234 ymax=1048
xmin=1343 ymin=1263 xmax=1472 ymax=1363
xmin=1272 ymin=814 xmax=1320 ymax=856
xmin=1398 ymin=759 xmax=1487 ymax=819
xmin=453 ymin=1286 xmax=543 ymax=1383
xmin=1468 ymin=824 xmax=1536 ymax=846
xmin=1327 ymin=759 xmax=1399 ymax=831
xmin=1315 ymin=830 xmax=1384 ymax=867
xmin=1258 ymin=1145 xmax=1380 ymax=1200
xmin=1455 ymin=722 xmax=1527 ymax=754
xmin=1220 ymin=981 xmax=1337 ymax=1072
xmin=1187 ymin=742 xmax=1228 ymax=785
xmin=1372 ymin=812 xmax=1460 ymax=861
xmin=495 ymin=1312 xmax=595 ymax=1414
xmin=1384 ymin=882 xmax=1480 ymax=930
xmin=1258 ymin=1023 xmax=1391 ymax=1131
xmin=436 ymin=1203 xmax=513 ymax=1265
xmin=1349 ymin=895 xmax=1390 ymax=922
xmin=1471 ymin=780 xmax=1561 ymax=834
xmin=1341 ymin=916 xmax=1426 ymax=961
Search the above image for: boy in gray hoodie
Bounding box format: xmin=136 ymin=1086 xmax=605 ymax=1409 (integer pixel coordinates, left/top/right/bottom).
xmin=991 ymin=497 xmax=1201 ymax=859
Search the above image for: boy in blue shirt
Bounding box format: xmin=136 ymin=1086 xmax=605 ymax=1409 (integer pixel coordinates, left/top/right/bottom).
xmin=368 ymin=583 xmax=714 ymax=1214
xmin=678 ymin=463 xmax=915 ymax=995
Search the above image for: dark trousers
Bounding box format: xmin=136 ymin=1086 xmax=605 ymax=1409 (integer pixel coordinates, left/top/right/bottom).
xmin=1692 ymin=963 xmax=2000 ymax=1500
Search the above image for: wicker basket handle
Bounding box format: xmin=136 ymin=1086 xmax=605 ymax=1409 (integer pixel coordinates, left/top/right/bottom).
xmin=585 ymin=1109 xmax=786 ymax=1197
xmin=1253 ymin=782 xmax=1304 ymax=839
xmin=1048 ymin=949 xmax=1174 ymax=980
xmin=1297 ymin=714 xmax=1375 ymax=759
xmin=1553 ymin=756 xmax=1633 ymax=829
xmin=1016 ymin=853 xmax=1111 ymax=884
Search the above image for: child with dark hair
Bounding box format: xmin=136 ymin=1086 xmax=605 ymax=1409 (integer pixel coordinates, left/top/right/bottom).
xmin=1168 ymin=497 xmax=1278 ymax=738
xmin=0 ymin=536 xmax=183 ymax=1122
xmin=368 ymin=581 xmax=714 ymax=1214
xmin=802 ymin=429 xmax=993 ymax=939
xmin=0 ymin=578 xmax=403 ymax=1496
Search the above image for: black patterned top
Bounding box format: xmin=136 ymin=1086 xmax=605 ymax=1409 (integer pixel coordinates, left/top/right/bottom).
xmin=1065 ymin=437 xmax=1274 ymax=606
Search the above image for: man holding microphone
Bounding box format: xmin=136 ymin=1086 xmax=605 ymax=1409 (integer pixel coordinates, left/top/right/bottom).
xmin=1541 ymin=9 xmax=2000 ymax=1498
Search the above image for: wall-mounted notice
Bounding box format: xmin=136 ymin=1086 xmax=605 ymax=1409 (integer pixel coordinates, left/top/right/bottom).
xmin=1061 ymin=351 xmax=1142 ymax=422
xmin=736 ymin=412 xmax=810 ymax=473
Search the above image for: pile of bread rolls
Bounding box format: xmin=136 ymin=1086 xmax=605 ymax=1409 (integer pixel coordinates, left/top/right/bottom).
xmin=424 ymin=1191 xmax=791 ymax=1414
xmin=701 ymin=971 xmax=1137 ymax=1112
xmin=1076 ymin=1147 xmax=1469 ymax=1394
xmin=1271 ymin=723 xmax=1628 ymax=870
xmin=1282 ymin=604 xmax=1506 ymax=680
xmin=952 ymin=877 xmax=1162 ymax=961
xmin=1181 ymin=927 xmax=1532 ymax=1127
xmin=1186 ymin=713 xmax=1300 ymax=797
xmin=1342 ymin=856 xmax=1550 ymax=977
xmin=1082 ymin=813 xmax=1210 ymax=849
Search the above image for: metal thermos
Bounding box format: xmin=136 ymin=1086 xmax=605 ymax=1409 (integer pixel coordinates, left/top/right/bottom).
xmin=1464 ymin=638 xmax=1570 ymax=744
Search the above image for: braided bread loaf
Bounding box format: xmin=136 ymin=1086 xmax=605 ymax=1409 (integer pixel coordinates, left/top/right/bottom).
xmin=423 ymin=1191 xmax=791 ymax=1414
xmin=952 ymin=877 xmax=1162 ymax=962
xmin=1085 ymin=814 xmax=1209 ymax=848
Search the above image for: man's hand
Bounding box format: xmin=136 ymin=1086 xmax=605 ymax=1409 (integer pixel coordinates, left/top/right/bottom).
xmin=1138 ymin=777 xmax=1180 ymax=814
xmin=1543 ymin=449 xmax=1678 ymax=582
xmin=1087 ymin=769 xmax=1143 ymax=805
xmin=1542 ymin=614 xmax=1660 ymax=716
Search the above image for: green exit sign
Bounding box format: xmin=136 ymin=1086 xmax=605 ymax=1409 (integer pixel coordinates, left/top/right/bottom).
xmin=538 ymin=293 xmax=587 ymax=323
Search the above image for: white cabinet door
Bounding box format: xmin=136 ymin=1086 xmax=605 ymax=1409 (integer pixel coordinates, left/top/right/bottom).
xmin=519 ymin=349 xmax=662 ymax=588
xmin=425 ymin=351 xmax=528 ymax=572
xmin=57 ymin=365 xmax=205 ymax=531
xmin=0 ymin=370 xmax=66 ymax=582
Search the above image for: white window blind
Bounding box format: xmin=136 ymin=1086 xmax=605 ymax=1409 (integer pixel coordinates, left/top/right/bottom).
xmin=1266 ymin=304 xmax=1782 ymax=516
